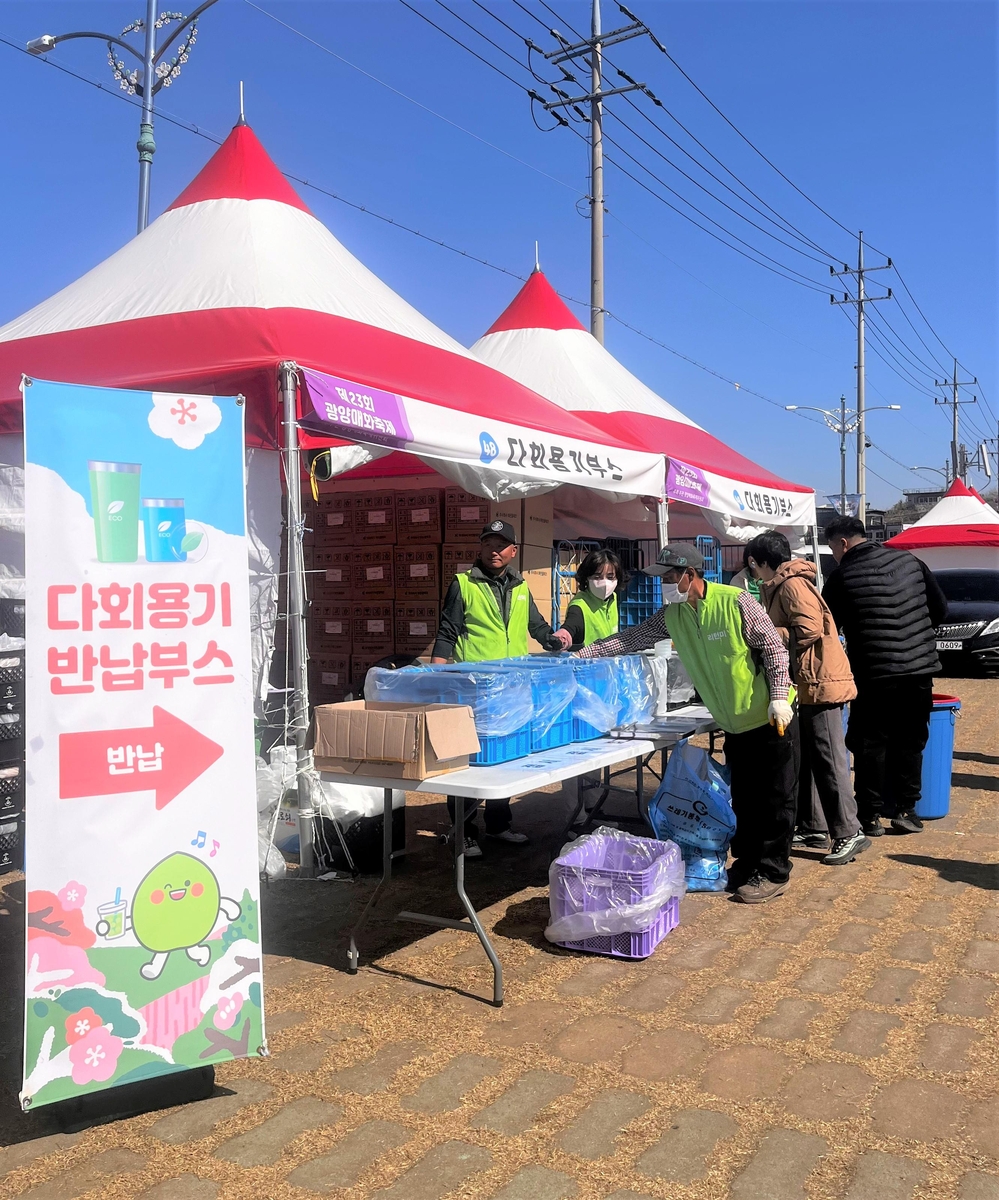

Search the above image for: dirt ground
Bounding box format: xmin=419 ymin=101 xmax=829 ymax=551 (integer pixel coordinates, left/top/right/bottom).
xmin=1 ymin=677 xmax=996 ymax=1200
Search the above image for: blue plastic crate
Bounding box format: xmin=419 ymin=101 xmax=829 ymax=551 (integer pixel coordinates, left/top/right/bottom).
xmin=571 ymin=658 xmax=619 ymax=741
xmin=533 ymin=701 xmax=574 ymax=752
xmin=473 ymin=724 xmax=532 ymax=765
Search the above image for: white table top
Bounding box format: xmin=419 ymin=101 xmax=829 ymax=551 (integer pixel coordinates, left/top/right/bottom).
xmin=319 ymin=705 xmax=717 ymax=800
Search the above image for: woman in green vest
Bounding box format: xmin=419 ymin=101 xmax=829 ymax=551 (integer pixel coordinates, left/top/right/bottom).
xmin=563 ymin=550 xmax=625 ymax=649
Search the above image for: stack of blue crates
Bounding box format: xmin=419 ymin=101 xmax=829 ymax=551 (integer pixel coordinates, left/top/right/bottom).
xmin=619 ymin=573 xmax=662 ymax=628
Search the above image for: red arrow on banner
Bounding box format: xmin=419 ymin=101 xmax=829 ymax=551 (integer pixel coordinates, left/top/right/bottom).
xmin=59 ymin=707 xmax=224 ymax=810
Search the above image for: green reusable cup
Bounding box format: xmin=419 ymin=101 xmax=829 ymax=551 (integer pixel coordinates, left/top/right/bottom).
xmin=89 ymin=461 xmax=141 ymax=563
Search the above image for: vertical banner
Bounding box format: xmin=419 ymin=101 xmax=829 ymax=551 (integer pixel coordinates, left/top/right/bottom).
xmin=20 ymin=379 xmax=264 ymax=1111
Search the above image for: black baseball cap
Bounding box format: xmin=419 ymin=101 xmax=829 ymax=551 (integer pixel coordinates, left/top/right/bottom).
xmin=480 ymin=519 xmax=517 ymax=546
xmin=643 ymin=543 xmax=704 ymax=576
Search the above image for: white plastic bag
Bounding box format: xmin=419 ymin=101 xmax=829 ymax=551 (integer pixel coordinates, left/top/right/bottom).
xmin=545 ymin=826 xmax=686 ymax=943
xmin=257 ymin=829 xmax=287 ymax=879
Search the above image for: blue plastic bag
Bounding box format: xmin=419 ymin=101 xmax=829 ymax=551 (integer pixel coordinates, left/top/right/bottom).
xmin=647 ymin=739 xmax=736 ymax=893
xmin=647 ymin=739 xmax=735 ymax=851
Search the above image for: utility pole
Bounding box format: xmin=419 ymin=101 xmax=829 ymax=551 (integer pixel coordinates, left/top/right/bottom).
xmin=536 ymin=0 xmax=650 ymax=343
xmin=934 ymin=358 xmax=977 ymax=484
xmin=831 ymin=233 xmax=892 ymax=525
xmin=839 ymin=393 xmax=848 ymax=516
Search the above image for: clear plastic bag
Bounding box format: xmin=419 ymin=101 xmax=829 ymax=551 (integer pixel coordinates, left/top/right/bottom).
xmin=490 ymin=658 xmax=577 ymax=737
xmin=613 ymin=655 xmax=656 ymax=726
xmin=545 ymin=826 xmax=686 ymax=942
xmin=571 ymin=658 xmax=620 ymax=732
xmin=365 ymin=664 xmax=534 ymax=737
xmin=257 ymin=829 xmax=287 ymax=880
xmin=648 ymin=739 xmax=735 ymax=851
xmin=646 ymin=652 xmax=696 ymax=713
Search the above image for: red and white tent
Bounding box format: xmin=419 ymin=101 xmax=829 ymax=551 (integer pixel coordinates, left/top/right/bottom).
xmin=885 ymin=478 xmax=999 ymax=570
xmin=0 ymin=123 xmax=662 ymax=500
xmin=472 ymin=270 xmax=816 ymax=535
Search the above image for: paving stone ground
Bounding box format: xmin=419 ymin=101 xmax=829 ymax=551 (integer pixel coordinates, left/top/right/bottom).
xmin=0 ymin=676 xmax=996 ymax=1199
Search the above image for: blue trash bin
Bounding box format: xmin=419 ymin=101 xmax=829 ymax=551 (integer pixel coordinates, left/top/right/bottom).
xmin=915 ymin=694 xmax=961 ymax=819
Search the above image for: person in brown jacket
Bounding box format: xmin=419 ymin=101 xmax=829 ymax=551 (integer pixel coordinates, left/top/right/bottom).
xmin=745 ymin=532 xmax=869 ymax=867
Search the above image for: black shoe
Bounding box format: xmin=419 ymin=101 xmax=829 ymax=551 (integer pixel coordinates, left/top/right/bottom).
xmin=891 ymin=809 xmax=924 ymax=834
xmin=793 ymin=831 xmax=830 ymax=850
xmin=823 ymin=833 xmax=872 ymax=865
xmin=863 ymin=818 xmax=884 ymax=838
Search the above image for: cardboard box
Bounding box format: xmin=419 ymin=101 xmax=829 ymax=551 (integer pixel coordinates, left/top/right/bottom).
xmin=444 ymin=486 xmax=489 ymax=543
xmin=352 ymin=602 xmax=394 ymax=652
xmin=311 ymin=700 xmax=480 ymax=779
xmin=311 ymin=549 xmax=357 ymax=600
xmin=313 ymin=494 xmax=357 ymax=544
xmin=353 ymin=546 xmax=395 ymax=599
xmin=395 ymin=601 xmax=440 ymax=656
xmin=310 ymin=601 xmax=353 ymax=645
xmin=394 ymin=544 xmax=440 ymax=600
xmin=441 ymin=543 xmax=477 ymax=596
xmin=309 ymin=655 xmax=350 ymax=705
xmin=396 ymin=489 xmax=443 ymax=544
xmin=354 ymin=492 xmax=397 ymax=545
xmin=349 ymin=651 xmax=388 ymax=688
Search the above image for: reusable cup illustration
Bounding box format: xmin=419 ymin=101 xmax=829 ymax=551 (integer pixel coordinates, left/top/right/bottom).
xmin=142 ymin=498 xmax=187 ymax=563
xmin=98 ymin=892 xmax=127 ymax=940
xmin=89 ymin=461 xmax=141 ymax=563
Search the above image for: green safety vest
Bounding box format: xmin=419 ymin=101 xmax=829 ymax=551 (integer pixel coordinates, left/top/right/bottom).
xmin=454 ymin=570 xmax=530 ymax=662
xmin=567 ymin=589 xmax=619 ymax=646
xmin=664 ymin=582 xmax=787 ymax=734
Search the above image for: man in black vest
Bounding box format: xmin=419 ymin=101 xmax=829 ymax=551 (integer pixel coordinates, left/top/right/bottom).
xmin=822 ymin=516 xmax=948 ymax=836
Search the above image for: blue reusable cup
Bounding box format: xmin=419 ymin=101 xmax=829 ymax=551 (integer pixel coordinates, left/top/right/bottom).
xmin=141 ymin=498 xmax=187 ymax=562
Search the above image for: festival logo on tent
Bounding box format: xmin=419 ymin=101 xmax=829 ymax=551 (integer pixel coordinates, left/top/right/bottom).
xmin=667 ymin=459 xmax=710 ymax=508
xmin=300 ymin=371 xmax=414 ymax=448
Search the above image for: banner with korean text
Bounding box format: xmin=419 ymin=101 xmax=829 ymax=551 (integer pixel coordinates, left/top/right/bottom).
xmin=21 ymin=378 xmax=264 ymax=1110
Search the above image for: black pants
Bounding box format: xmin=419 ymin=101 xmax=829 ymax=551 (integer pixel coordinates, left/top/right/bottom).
xmin=725 ymin=716 xmax=800 ymax=884
xmin=446 ymin=796 xmax=512 ymax=838
xmin=847 ymin=675 xmax=933 ymax=824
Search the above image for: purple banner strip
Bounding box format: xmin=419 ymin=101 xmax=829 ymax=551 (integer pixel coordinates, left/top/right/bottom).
xmin=300 ymin=368 xmax=413 ymax=447
xmin=666 ymin=458 xmax=710 ymax=508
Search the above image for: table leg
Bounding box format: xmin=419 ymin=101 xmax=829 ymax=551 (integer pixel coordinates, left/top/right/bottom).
xmin=452 ymin=795 xmax=504 ymax=1007
xmin=347 ymin=787 xmax=394 ymax=973
xmin=636 ymin=753 xmax=646 ymax=825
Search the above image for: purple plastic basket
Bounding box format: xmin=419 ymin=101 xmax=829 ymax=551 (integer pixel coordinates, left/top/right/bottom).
xmin=550 ymin=833 xmax=682 ymax=959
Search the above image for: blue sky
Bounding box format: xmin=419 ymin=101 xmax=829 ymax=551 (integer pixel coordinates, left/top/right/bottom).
xmin=1 ymin=1 xmax=995 ymax=508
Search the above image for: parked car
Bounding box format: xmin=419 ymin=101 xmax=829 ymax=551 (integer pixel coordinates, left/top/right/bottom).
xmin=933 ymin=569 xmax=999 ymax=674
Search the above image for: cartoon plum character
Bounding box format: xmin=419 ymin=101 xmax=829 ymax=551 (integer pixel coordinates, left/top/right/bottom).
xmin=96 ymin=852 xmax=240 ymax=981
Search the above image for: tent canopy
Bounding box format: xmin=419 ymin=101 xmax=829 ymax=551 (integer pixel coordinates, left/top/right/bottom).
xmin=472 ymin=270 xmax=816 ymax=528
xmin=0 ymin=124 xmax=663 ymax=498
xmin=885 ymin=478 xmax=999 ymax=549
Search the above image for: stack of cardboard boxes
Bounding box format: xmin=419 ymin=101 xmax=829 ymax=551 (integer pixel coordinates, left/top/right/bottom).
xmin=303 ymin=484 xmax=555 ymax=705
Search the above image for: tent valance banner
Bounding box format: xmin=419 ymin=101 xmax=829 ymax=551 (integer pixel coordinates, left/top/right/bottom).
xmin=666 ymin=458 xmax=817 ymax=527
xmin=300 ymin=366 xmax=666 ymax=498
xmin=21 ymin=378 xmax=264 ymax=1110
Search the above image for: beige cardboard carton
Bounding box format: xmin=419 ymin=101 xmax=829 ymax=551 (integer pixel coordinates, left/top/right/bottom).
xmin=311 ymin=700 xmax=480 ymax=779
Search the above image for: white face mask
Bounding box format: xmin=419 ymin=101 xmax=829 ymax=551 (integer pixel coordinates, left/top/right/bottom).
xmin=662 ymin=580 xmax=690 ymax=604
xmin=588 ymin=577 xmax=617 ymax=601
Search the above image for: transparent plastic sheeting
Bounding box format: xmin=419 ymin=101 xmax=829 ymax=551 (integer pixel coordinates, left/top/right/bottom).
xmin=570 ymin=657 xmax=619 ymax=733
xmin=365 ymin=664 xmax=534 ymax=737
xmin=545 ymin=826 xmax=686 ymax=943
xmin=615 ymin=655 xmax=657 ymax=725
xmin=478 ymin=659 xmax=576 ymax=737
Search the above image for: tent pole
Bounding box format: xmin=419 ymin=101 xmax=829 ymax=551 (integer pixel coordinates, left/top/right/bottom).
xmin=656 ymin=497 xmax=668 ymax=552
xmin=279 ymin=361 xmax=315 ymax=877
xmin=811 ymin=524 xmax=824 ymax=591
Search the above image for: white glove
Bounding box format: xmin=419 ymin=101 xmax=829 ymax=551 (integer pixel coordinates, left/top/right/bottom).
xmin=551 ymin=627 xmax=573 ymax=651
xmin=768 ymin=699 xmax=794 ymax=735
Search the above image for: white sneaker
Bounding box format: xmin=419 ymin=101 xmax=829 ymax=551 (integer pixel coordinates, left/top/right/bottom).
xmin=487 ymin=829 xmax=529 ymax=845
xmin=462 ymin=837 xmax=483 ymax=859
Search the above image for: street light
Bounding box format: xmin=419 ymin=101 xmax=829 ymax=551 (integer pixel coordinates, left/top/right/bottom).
xmin=28 ymin=0 xmax=219 ymax=234
xmin=786 ymin=398 xmax=901 ymax=517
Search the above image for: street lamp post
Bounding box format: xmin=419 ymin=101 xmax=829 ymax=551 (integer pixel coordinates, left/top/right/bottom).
xmin=28 ymin=0 xmax=218 ymax=234
xmin=786 ymin=401 xmax=901 ymax=517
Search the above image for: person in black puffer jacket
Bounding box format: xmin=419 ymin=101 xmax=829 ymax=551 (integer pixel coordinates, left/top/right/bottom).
xmin=822 ymin=516 xmax=948 ymax=837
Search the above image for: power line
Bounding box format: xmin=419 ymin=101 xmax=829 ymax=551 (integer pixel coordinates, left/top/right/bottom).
xmin=243 ymin=0 xmax=582 ymax=196
xmin=397 ymin=0 xmax=531 ymax=91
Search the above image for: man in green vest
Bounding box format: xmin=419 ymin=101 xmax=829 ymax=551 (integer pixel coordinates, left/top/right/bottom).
xmin=579 ymin=544 xmax=799 ymax=903
xmin=432 ymin=519 xmax=572 ymax=856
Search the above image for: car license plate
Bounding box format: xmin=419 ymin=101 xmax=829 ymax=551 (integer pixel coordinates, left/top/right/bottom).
xmin=937 ymin=640 xmax=962 ymax=651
